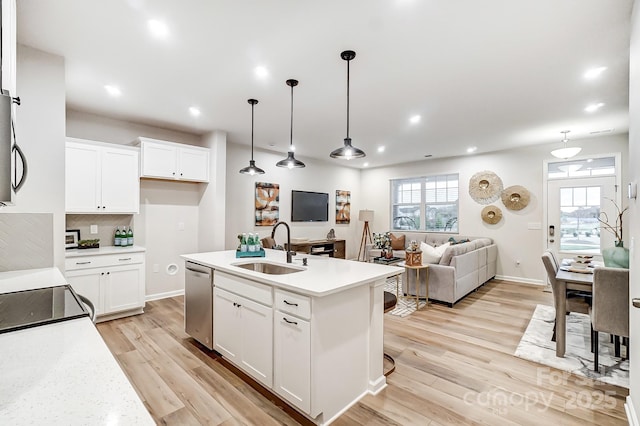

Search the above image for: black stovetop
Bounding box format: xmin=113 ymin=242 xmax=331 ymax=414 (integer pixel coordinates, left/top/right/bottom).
xmin=0 ymin=285 xmax=90 ymax=334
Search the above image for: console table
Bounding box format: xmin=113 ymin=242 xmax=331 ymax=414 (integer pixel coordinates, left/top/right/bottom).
xmin=286 ymin=239 xmax=346 ymax=259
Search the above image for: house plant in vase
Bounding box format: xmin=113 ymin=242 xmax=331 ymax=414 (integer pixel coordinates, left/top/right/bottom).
xmin=598 ymin=198 xmax=629 ymax=268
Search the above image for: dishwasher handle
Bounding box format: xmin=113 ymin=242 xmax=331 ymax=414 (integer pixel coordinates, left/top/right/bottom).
xmin=186 ymin=262 xmax=212 ymax=277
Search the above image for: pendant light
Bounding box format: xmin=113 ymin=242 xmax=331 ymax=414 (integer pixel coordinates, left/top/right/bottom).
xmin=330 ymin=50 xmax=366 ymax=160
xmin=551 ymin=130 xmax=581 ymax=159
xmin=239 ymin=99 xmax=265 ymax=175
xmin=276 ymin=79 xmax=305 ymax=169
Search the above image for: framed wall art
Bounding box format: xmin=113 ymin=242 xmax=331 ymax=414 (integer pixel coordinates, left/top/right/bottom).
xmin=255 ymin=182 xmax=279 ymax=226
xmin=335 ymin=190 xmax=351 ymax=224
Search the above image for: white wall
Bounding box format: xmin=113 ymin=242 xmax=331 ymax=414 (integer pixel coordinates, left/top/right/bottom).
xmin=0 ymin=45 xmax=66 ymax=269
xmin=198 ymin=130 xmax=227 ymax=252
xmin=627 ymin=0 xmax=639 ymax=420
xmin=361 ymin=134 xmax=628 ymax=284
xmin=65 ymin=110 xmax=211 ymax=298
xmin=225 ymin=143 xmax=362 ymax=259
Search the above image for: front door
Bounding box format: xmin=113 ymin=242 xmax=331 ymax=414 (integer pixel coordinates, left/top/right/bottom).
xmin=547 ymin=176 xmax=618 ymax=258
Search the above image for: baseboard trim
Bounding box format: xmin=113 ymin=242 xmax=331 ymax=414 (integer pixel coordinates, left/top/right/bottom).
xmin=146 ymin=289 xmax=185 ymax=302
xmin=494 ymin=274 xmax=545 ymax=286
xmin=626 ymin=395 xmax=639 ymax=426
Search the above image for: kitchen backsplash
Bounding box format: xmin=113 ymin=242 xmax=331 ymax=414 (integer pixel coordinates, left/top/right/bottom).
xmin=0 ymin=213 xmax=54 ymax=272
xmin=66 ymin=214 xmax=134 ymax=247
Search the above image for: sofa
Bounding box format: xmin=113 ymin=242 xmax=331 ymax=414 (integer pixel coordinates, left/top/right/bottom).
xmin=366 ymin=232 xmax=497 ymax=307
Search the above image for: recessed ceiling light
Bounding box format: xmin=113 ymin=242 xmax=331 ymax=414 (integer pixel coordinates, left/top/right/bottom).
xmin=104 ymin=85 xmax=121 ymax=97
xmin=189 ymin=106 xmax=201 ymax=117
xmin=409 ymin=115 xmax=421 ymax=124
xmin=586 ymin=158 xmax=594 ymax=163
xmin=147 ymin=19 xmax=169 ymax=38
xmin=584 ymin=102 xmax=605 ymax=113
xmin=584 ymin=66 xmax=607 ymax=80
xmin=363 ymin=162 xmax=369 ymax=167
xmin=466 ymin=146 xmax=477 ymax=154
xmin=254 ymin=66 xmax=269 ymax=79
xmin=377 ymin=146 xmax=385 ymax=153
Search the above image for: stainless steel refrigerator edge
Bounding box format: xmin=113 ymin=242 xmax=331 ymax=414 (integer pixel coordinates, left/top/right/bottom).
xmin=0 ymin=89 xmax=12 ymax=204
xmin=185 ymin=261 xmax=214 ymax=350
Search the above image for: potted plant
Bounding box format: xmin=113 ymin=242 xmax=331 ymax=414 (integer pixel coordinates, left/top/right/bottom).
xmin=597 ymin=198 xmax=629 ymax=268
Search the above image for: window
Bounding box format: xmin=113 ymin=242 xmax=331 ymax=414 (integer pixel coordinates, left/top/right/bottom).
xmin=559 ymin=186 xmax=601 ymax=253
xmin=391 ymin=174 xmax=459 ymax=232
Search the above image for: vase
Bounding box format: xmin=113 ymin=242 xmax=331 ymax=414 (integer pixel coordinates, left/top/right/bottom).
xmin=602 ymin=241 xmax=630 ymax=269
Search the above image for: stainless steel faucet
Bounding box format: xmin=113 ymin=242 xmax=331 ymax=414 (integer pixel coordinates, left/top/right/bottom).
xmin=271 ymin=221 xmax=296 ymax=263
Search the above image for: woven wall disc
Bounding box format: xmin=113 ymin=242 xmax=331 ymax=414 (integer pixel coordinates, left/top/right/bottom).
xmin=481 ymin=205 xmax=503 ymax=224
xmin=501 ymin=185 xmax=530 ymax=211
xmin=469 ymin=171 xmax=503 ymax=204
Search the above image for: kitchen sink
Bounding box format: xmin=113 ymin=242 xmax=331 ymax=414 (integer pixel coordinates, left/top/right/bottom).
xmin=233 ymin=261 xmax=303 ymax=275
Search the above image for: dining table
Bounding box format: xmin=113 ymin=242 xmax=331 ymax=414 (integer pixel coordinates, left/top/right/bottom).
xmin=554 ymin=266 xmax=594 ymax=357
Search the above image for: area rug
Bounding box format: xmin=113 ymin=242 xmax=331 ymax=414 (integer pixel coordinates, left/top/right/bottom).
xmin=515 ymin=304 xmax=629 ymax=388
xmin=384 ymin=275 xmax=426 ymax=317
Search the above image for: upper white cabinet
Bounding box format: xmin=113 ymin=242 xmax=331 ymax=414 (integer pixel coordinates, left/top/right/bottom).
xmin=65 ymin=138 xmax=140 ymax=214
xmin=136 ymin=137 xmax=210 ymax=182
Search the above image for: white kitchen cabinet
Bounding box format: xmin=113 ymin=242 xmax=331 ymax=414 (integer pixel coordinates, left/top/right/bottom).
xmin=274 ymin=310 xmax=311 ymax=413
xmin=65 ymin=139 xmax=140 ymax=214
xmin=137 ymin=137 xmax=209 ymax=182
xmin=65 ymin=249 xmax=146 ymax=321
xmin=213 ymin=273 xmax=273 ymax=388
xmin=273 ymin=288 xmax=311 ymax=413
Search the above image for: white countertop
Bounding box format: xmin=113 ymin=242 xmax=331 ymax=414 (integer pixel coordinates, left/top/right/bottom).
xmin=181 ymin=249 xmax=403 ymax=297
xmin=0 ymin=268 xmax=154 ymax=425
xmin=65 ymin=245 xmax=146 ymax=258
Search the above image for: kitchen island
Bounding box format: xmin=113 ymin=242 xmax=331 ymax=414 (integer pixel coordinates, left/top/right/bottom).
xmin=181 ymin=249 xmax=403 ymax=425
xmin=0 ymin=268 xmax=154 ymax=425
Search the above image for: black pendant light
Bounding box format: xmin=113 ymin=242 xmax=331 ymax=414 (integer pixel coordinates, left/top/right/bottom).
xmin=330 ymin=50 xmax=366 ymax=160
xmin=239 ymin=99 xmax=265 ymax=175
xmin=276 ymin=79 xmax=305 ymax=169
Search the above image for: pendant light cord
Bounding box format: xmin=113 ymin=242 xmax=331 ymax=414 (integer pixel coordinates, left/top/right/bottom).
xmin=290 ymin=83 xmax=294 ymax=149
xmin=346 ymin=58 xmax=350 ymax=139
xmin=251 ymin=102 xmax=255 ymax=161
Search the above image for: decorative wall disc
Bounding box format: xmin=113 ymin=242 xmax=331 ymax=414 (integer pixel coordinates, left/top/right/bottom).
xmin=468 ymin=171 xmax=503 ymax=204
xmin=481 ymin=205 xmax=503 ymax=224
xmin=501 ymin=185 xmax=530 ymax=211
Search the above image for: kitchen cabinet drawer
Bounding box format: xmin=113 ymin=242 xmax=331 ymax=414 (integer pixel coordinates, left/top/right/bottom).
xmin=275 ymin=289 xmax=311 ymax=320
xmin=215 ymin=271 xmax=272 ymax=306
xmin=66 ymin=252 xmax=145 ymax=271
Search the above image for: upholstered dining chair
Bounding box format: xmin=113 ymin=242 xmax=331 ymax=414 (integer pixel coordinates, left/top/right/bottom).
xmin=591 ymin=266 xmax=629 ymax=372
xmin=541 ymin=252 xmax=590 ymax=341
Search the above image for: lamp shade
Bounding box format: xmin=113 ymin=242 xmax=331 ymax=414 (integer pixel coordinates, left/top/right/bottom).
xmin=358 ymin=209 xmax=374 ymax=222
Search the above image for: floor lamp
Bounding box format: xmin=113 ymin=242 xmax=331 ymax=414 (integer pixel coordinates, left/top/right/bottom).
xmin=358 ymin=209 xmax=374 ymax=261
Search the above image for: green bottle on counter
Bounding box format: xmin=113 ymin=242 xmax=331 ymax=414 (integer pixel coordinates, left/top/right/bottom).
xmin=115 ymin=227 xmax=122 ymax=246
xmin=127 ymin=227 xmax=134 ymax=246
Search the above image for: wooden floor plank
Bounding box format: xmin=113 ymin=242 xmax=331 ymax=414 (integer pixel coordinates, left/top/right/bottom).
xmin=98 ymin=279 xmax=629 ymax=425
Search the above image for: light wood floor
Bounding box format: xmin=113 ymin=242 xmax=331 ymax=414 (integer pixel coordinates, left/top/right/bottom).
xmin=97 ymin=280 xmax=629 ymax=425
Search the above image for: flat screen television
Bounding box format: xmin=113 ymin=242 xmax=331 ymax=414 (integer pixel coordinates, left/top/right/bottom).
xmin=291 ymin=190 xmax=329 ymax=222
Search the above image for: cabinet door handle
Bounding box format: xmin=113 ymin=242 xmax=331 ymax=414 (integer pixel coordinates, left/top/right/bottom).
xmin=633 ymin=298 xmax=640 ymax=309
xmin=283 ymin=317 xmax=298 ymax=325
xmin=76 ymin=261 xmax=91 ymax=265
xmin=233 ymin=302 xmax=242 ymax=308
xmin=118 ymin=258 xmax=132 ymax=261
xmin=283 ymin=300 xmax=298 ymax=307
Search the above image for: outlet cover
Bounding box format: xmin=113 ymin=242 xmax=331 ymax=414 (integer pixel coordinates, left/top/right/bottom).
xmin=90 ymin=225 xmax=98 ymax=234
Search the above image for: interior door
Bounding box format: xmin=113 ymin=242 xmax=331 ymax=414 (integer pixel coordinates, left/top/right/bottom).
xmin=547 ymin=176 xmax=618 ymax=258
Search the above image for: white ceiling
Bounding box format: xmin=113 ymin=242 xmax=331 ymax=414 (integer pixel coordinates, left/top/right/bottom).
xmin=16 ymin=0 xmax=633 ymax=168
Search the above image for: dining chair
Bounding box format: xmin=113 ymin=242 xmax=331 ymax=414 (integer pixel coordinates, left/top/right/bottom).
xmin=591 ymin=266 xmax=629 ymax=372
xmin=541 ymin=252 xmax=590 ymax=341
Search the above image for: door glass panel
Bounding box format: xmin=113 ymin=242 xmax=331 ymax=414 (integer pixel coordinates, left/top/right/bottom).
xmin=559 ymin=186 xmax=601 ymax=253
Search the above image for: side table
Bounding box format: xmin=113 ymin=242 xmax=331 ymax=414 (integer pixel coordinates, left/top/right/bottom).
xmin=402 ymin=263 xmax=429 ymax=310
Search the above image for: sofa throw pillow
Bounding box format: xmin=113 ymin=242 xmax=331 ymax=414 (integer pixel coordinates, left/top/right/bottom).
xmin=390 ymin=233 xmax=406 ymax=250
xmin=373 ymin=232 xmax=391 ymax=249
xmin=420 ymin=241 xmax=450 ymax=264
xmin=448 ymin=237 xmax=470 ymax=245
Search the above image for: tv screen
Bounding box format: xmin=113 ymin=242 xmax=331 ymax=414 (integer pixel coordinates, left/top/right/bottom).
xmin=291 ymin=190 xmax=329 ymax=222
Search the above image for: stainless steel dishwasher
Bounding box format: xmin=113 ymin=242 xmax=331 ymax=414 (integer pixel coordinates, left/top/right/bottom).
xmin=185 ymin=261 xmax=214 ymax=350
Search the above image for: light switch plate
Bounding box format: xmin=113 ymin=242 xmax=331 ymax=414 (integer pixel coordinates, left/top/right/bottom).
xmin=90 ymin=225 xmax=98 ymax=234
